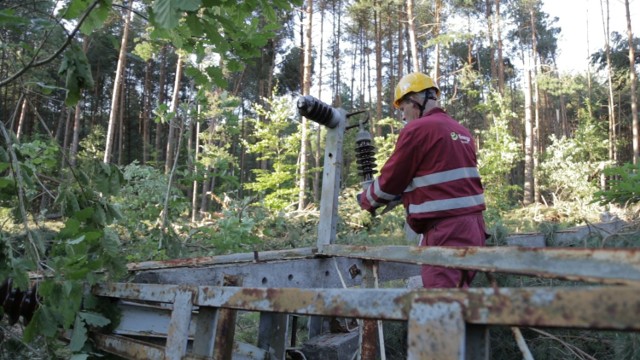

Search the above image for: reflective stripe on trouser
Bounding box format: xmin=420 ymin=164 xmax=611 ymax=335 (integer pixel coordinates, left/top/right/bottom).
xmin=419 ymin=213 xmax=487 ymax=288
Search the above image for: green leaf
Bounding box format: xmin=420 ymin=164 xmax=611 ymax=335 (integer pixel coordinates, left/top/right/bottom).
xmin=0 ymin=178 xmax=12 ymax=189
xmin=70 ymin=354 xmax=89 ymax=360
xmin=185 ymin=13 xmax=203 ymax=37
xmin=60 ymin=218 xmax=81 ymax=238
xmin=58 ymin=45 xmax=94 ymax=107
xmin=79 ymin=311 xmax=111 ymax=327
xmin=62 ymin=0 xmax=92 ymax=19
xmin=69 ymin=315 xmax=88 ymax=351
xmin=80 ymin=0 xmax=112 ymax=35
xmin=68 ymin=235 xmax=86 ymax=245
xmin=178 ymin=0 xmax=202 ymax=11
xmin=152 ymin=0 xmax=180 ymax=29
xmin=0 ymin=10 xmax=29 ymax=25
xmin=92 ymin=206 xmax=107 ymax=226
xmin=23 ymin=307 xmax=58 ymax=341
xmin=74 ymin=207 xmax=94 ymax=221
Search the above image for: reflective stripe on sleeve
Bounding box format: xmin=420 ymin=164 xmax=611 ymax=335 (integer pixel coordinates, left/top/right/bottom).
xmin=366 ymin=178 xmax=397 ymax=207
xmin=408 ymin=194 xmax=485 ymax=214
xmin=405 ymin=167 xmax=480 ymax=192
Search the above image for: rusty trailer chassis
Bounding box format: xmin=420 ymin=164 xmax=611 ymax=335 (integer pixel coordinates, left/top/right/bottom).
xmin=91 ymin=97 xmax=640 ymax=359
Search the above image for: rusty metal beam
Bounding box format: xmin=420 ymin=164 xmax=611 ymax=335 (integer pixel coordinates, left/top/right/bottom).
xmin=128 ymin=247 xmax=317 ymax=271
xmin=408 ymin=301 xmax=465 ymax=360
xmin=321 ymin=244 xmax=640 ymax=284
xmin=94 ymin=283 xmax=640 ymax=331
xmin=91 ymin=333 xmax=165 ymax=360
xmin=165 ymin=289 xmax=193 ymax=359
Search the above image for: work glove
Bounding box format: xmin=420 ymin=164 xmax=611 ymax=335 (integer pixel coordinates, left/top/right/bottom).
xmin=356 ymin=193 xmax=376 ymax=215
xmin=379 ymin=195 xmax=402 ymax=215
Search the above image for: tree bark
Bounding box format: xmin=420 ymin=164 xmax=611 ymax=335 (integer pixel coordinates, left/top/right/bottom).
xmin=142 ymin=59 xmax=152 ymax=164
xmin=495 ymin=0 xmax=505 ymax=94
xmin=165 ymin=53 xmax=184 ymax=174
xmin=299 ymin=0 xmax=313 ymax=211
xmin=406 ymin=0 xmax=419 ymax=72
xmin=625 ymin=0 xmax=639 ymax=164
xmin=374 ymin=0 xmax=383 ymax=135
xmin=15 ymin=96 xmax=28 ymax=140
xmin=486 ymin=0 xmax=496 ymax=88
xmin=599 ymin=0 xmax=617 ymax=162
xmin=530 ymin=6 xmax=540 ymax=203
xmin=155 ymin=46 xmax=168 ymax=164
xmin=523 ymin=59 xmax=534 ymax=205
xmin=70 ymin=37 xmax=91 ymax=167
xmin=332 ymin=0 xmax=343 ymax=107
xmin=433 ymin=0 xmax=442 ymax=81
xmin=314 ymin=0 xmax=327 ymax=204
xmin=104 ymin=3 xmax=132 ymax=164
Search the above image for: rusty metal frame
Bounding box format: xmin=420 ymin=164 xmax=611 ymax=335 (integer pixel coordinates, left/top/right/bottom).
xmin=91 ymin=282 xmax=640 ymax=359
xmin=94 ymin=283 xmax=640 ymax=330
xmin=88 ymin=98 xmax=640 ymax=359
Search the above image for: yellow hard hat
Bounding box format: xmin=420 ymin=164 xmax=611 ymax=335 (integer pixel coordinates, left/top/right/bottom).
xmin=393 ymin=72 xmax=440 ymax=109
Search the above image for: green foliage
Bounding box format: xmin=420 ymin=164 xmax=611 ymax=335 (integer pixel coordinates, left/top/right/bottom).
xmin=476 ymin=92 xmax=522 ymax=213
xmin=0 ymin=134 xmax=126 ymax=357
xmin=58 ymin=44 xmax=95 ymax=106
xmin=115 ymin=162 xmax=189 ymax=262
xmin=595 ymin=163 xmax=640 ymax=206
xmin=152 ymin=0 xmax=202 ymax=30
xmin=244 ymin=95 xmax=300 ymax=211
xmin=538 ymin=119 xmax=610 ymax=204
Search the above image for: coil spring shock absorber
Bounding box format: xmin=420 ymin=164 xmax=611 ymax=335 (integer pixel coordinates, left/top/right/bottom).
xmin=354 ymin=120 xmax=377 ymax=189
xmin=0 ymin=278 xmax=39 ymax=325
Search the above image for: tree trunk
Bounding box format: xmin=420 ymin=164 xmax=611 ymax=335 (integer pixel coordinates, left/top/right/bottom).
xmin=486 ymin=0 xmax=496 ymax=88
xmin=117 ymin=76 xmax=126 ymax=165
xmin=332 ymin=0 xmax=343 ymax=107
xmin=599 ymin=0 xmax=617 ymax=162
xmin=406 ymin=0 xmax=419 ymax=72
xmin=70 ymin=37 xmax=91 ymax=167
xmin=142 ymin=59 xmax=152 ymax=164
xmin=625 ymin=0 xmax=639 ymax=164
xmin=165 ymin=53 xmax=184 ymax=174
xmin=299 ymin=0 xmax=313 ymax=211
xmin=62 ymin=109 xmax=73 ymax=152
xmin=495 ymin=0 xmax=505 ymax=94
xmin=155 ymin=47 xmax=168 ymax=164
xmin=523 ymin=60 xmax=534 ymax=206
xmin=314 ymin=0 xmax=327 ymax=204
xmin=374 ymin=0 xmax=383 ymax=135
xmin=530 ymin=6 xmax=540 ymax=203
xmin=433 ymin=0 xmax=442 ymax=81
xmin=104 ymin=3 xmax=132 ymax=164
xmin=191 ymin=118 xmax=201 ymax=223
xmin=15 ymin=96 xmax=28 ymax=140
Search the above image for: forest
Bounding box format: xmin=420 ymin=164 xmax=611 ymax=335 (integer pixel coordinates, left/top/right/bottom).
xmin=0 ymin=0 xmax=639 ymax=358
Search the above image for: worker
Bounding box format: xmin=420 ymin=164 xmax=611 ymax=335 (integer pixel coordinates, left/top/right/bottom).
xmin=357 ymin=72 xmax=487 ymax=288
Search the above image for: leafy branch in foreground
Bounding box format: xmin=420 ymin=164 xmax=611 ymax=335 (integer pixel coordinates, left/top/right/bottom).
xmin=0 ymin=133 xmax=126 ymax=357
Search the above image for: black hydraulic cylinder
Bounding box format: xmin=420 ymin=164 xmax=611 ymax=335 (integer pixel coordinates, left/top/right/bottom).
xmin=297 ymin=95 xmax=340 ymax=129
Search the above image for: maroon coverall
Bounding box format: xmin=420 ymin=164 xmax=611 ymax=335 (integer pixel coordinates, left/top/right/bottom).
xmin=359 ymin=107 xmax=487 ymax=288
